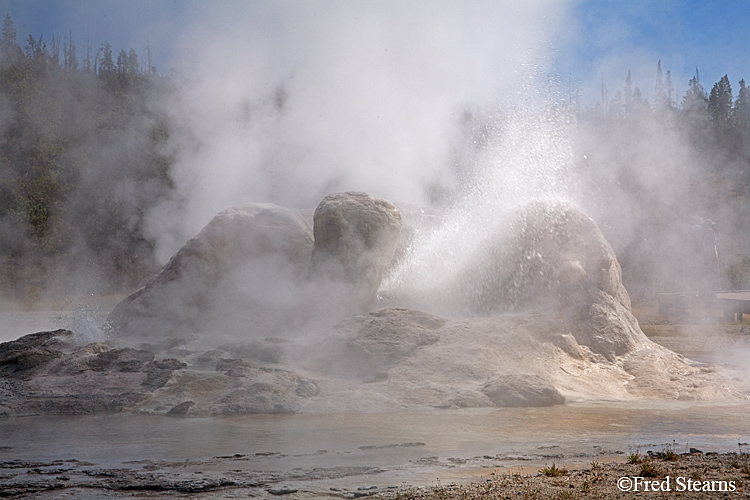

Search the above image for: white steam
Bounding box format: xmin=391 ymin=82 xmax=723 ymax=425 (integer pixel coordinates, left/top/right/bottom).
xmin=382 ymin=93 xmax=578 ymax=314
xmin=145 ymin=1 xmax=572 ymax=263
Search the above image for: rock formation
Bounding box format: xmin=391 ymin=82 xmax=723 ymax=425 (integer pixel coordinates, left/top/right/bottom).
xmin=463 ymin=202 xmax=628 ymax=314
xmin=0 ymin=329 xmax=186 ymax=416
xmin=107 ymin=203 xmax=315 ymax=342
xmin=458 ymin=201 xmax=647 ymax=360
xmin=310 ymin=191 xmax=402 ymax=310
xmin=0 ymin=195 xmax=742 ymax=417
xmin=481 ymin=375 xmax=566 ymax=407
xmin=311 ymin=307 xmax=444 ymax=379
xmin=107 ymin=192 xmax=402 ymax=345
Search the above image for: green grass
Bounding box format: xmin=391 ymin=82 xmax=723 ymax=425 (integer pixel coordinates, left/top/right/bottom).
xmin=539 ymin=463 xmax=567 ymax=477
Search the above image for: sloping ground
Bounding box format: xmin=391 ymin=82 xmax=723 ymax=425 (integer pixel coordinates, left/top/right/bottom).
xmin=0 ymin=330 xmax=186 ymax=416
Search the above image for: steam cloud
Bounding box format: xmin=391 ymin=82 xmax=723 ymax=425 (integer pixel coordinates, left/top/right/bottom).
xmin=144 ymin=1 xmax=571 ymax=263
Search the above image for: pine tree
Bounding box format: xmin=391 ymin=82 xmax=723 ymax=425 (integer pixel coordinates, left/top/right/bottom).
xmin=0 ymin=13 xmax=20 ymax=61
xmin=733 ymin=79 xmax=750 ymax=129
xmin=24 ymin=34 xmax=46 ymax=62
xmin=708 ymin=75 xmax=733 ymax=129
xmin=63 ymin=31 xmax=77 ymax=72
xmin=145 ymin=42 xmax=156 ymax=76
xmin=49 ymin=33 xmax=60 ymax=67
xmin=609 ymin=89 xmax=623 ymax=120
xmin=654 ymin=59 xmax=668 ymax=111
xmin=116 ymin=48 xmax=129 ymax=75
xmin=623 ymin=70 xmax=634 ymax=118
xmin=665 ymin=70 xmax=674 ymax=107
xmin=127 ymin=48 xmax=139 ymax=76
xmin=682 ymin=68 xmax=707 ymax=114
xmin=630 ymin=86 xmax=650 ymax=117
xmin=654 ymin=64 xmax=675 ymax=112
xmin=0 ymin=16 xmax=171 ymax=297
xmin=83 ymin=27 xmax=92 ymax=73
xmin=97 ymin=41 xmax=115 ymax=76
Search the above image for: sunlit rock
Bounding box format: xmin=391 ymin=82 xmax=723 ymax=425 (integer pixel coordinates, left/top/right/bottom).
xmin=107 ymin=193 xmax=402 ymax=344
xmin=311 ymin=307 xmax=444 ymax=378
xmin=311 ymin=191 xmax=402 ymax=311
xmin=460 ymin=201 xmax=646 ymax=360
xmin=463 ymin=202 xmax=623 ymax=312
xmin=0 ymin=197 xmax=742 ymax=417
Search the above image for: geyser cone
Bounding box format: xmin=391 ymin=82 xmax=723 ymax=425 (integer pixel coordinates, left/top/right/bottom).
xmin=3 ymin=194 xmax=744 ymax=417
xmin=106 ymin=203 xmax=316 ymax=345
xmin=310 ymin=191 xmax=402 ymax=312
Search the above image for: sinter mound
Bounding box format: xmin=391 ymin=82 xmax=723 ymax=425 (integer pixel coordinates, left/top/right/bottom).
xmin=0 ymin=193 xmax=743 ymax=417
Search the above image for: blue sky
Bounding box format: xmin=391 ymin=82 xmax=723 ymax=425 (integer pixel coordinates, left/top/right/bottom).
xmin=0 ymin=0 xmax=747 ymax=106
xmin=0 ymin=0 xmax=191 ymax=73
xmin=558 ymin=0 xmax=750 ymax=105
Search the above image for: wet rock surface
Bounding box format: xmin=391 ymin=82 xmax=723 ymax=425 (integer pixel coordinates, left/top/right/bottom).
xmin=0 ymin=306 xmax=739 ymax=417
xmin=457 ymin=201 xmax=647 ymax=360
xmin=313 ymin=308 xmax=444 ymax=378
xmin=0 ymin=457 xmax=387 ymax=499
xmin=482 ymin=374 xmax=565 ymax=407
xmin=0 ymin=330 xmax=186 ymax=417
xmin=2 ymin=444 xmax=747 ymax=499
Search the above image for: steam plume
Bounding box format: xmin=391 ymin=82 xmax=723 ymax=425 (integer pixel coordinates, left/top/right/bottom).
xmin=145 ymin=1 xmax=572 ymax=262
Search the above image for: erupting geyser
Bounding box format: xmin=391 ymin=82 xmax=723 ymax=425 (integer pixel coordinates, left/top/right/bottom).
xmin=0 ymin=191 xmax=741 ymax=417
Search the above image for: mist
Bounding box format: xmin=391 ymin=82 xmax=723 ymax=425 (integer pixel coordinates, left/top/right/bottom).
xmin=144 ymin=0 xmax=571 ymax=263
xmin=145 ymin=0 xmax=728 ymax=304
xmin=1 ymin=0 xmax=748 ymax=323
xmin=2 ymin=4 xmax=750 ymax=476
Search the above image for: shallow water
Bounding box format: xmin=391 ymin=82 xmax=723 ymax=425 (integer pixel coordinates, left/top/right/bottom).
xmin=2 ymin=401 xmax=749 ymax=488
xmin=2 ymin=308 xmax=750 ymax=489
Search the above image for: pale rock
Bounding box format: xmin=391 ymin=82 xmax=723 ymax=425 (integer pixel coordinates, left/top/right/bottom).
xmin=107 ymin=203 xmax=314 ymax=341
xmin=311 ymin=192 xmax=402 ymax=310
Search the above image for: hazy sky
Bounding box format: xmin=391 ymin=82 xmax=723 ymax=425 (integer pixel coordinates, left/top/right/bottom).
xmin=0 ymin=0 xmax=747 ymax=106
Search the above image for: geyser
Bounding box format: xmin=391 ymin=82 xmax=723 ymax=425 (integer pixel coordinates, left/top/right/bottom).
xmin=1 ymin=190 xmax=741 ymax=417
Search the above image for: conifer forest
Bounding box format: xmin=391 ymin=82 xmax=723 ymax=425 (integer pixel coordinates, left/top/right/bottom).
xmin=1 ymin=14 xmax=750 ymax=301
